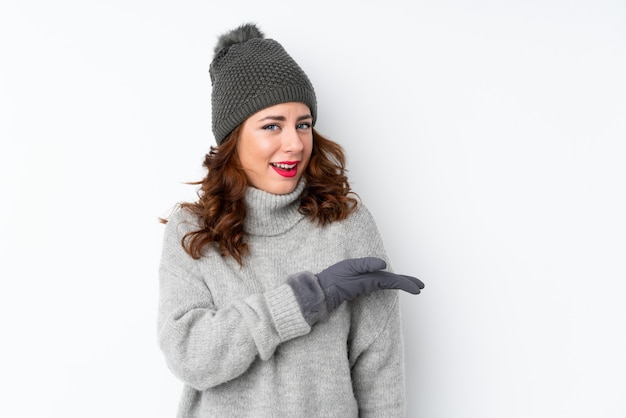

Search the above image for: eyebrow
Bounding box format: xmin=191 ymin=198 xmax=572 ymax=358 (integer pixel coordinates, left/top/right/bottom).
xmin=256 ymin=114 xmax=312 ymax=123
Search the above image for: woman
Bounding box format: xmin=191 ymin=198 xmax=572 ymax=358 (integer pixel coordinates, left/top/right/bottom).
xmin=158 ymin=23 xmax=424 ymax=417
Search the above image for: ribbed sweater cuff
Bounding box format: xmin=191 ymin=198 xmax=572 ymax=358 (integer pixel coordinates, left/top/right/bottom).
xmin=265 ymin=284 xmax=311 ymax=341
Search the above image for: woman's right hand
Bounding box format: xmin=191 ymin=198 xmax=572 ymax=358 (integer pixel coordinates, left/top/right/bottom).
xmin=315 ymin=257 xmax=424 ymax=312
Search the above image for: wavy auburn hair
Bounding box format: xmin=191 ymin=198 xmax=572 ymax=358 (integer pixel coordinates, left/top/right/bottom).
xmin=161 ymin=127 xmax=358 ymax=266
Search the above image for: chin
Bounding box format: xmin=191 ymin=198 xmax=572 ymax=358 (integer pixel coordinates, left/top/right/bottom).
xmin=265 ymin=180 xmax=299 ymax=195
xmin=270 ymin=186 xmax=297 ymax=195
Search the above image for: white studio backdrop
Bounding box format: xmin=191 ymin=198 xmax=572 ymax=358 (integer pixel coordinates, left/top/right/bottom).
xmin=1 ymin=1 xmax=625 ymax=417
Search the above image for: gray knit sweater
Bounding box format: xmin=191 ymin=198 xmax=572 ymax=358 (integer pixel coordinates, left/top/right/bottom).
xmin=158 ymin=180 xmax=407 ymax=417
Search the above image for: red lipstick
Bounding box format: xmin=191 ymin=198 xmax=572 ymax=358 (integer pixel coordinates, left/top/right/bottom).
xmin=270 ymin=161 xmax=299 ymax=178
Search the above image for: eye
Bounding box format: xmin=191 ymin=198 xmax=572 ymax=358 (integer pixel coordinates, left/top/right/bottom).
xmin=262 ymin=124 xmax=280 ymax=131
xmin=297 ymin=122 xmax=312 ymax=130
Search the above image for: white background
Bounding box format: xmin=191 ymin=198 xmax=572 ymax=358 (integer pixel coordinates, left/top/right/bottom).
xmin=1 ymin=0 xmax=625 ymax=417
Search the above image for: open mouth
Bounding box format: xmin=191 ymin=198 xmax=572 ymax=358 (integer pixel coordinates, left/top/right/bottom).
xmin=270 ymin=161 xmax=299 ymax=178
xmin=270 ymin=162 xmax=297 ymax=170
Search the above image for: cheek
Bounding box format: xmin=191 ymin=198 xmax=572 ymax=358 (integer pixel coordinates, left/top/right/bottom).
xmin=250 ymin=137 xmax=276 ymax=158
xmin=239 ymin=139 xmax=271 ymax=169
xmin=303 ymin=139 xmax=313 ymax=163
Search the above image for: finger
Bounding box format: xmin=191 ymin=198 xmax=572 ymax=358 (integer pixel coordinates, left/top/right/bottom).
xmin=373 ymin=272 xmax=424 ymax=294
xmin=400 ymin=275 xmax=425 ymax=290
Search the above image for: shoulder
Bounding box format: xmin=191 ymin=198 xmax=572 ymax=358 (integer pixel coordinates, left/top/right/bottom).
xmin=163 ymin=207 xmax=202 ymax=240
xmin=160 ymin=208 xmax=203 ymax=266
xmin=331 ymin=199 xmax=389 ymax=262
xmin=342 ymin=200 xmax=383 ymax=240
xmin=339 ymin=199 xmax=378 ymax=230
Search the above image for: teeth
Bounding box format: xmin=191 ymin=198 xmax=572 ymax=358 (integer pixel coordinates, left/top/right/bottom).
xmin=271 ymin=162 xmax=296 ymax=170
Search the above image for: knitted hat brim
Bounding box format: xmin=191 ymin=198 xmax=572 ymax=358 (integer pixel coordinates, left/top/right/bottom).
xmin=215 ymin=85 xmax=317 ymax=144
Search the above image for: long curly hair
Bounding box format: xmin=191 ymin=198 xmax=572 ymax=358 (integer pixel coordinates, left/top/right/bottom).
xmin=161 ymin=127 xmax=358 ymax=266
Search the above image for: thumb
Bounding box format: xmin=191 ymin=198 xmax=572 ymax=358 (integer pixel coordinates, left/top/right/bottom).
xmin=348 ymin=257 xmax=387 ymax=274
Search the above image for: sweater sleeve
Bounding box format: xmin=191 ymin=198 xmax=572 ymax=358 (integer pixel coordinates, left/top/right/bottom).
xmin=157 ymin=211 xmax=311 ymax=391
xmin=349 ymin=291 xmax=406 ymax=417
xmin=344 ymin=203 xmax=408 ymax=416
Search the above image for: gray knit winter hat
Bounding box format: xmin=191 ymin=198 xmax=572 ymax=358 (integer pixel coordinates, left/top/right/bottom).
xmin=209 ymin=23 xmax=317 ymax=145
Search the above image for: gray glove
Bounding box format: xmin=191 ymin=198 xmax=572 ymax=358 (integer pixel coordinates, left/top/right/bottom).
xmin=316 ymin=257 xmax=424 ymax=312
xmin=286 ymin=257 xmax=424 ymax=326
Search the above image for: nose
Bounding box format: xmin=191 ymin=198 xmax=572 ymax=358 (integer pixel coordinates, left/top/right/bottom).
xmin=282 ymin=127 xmax=304 ymax=153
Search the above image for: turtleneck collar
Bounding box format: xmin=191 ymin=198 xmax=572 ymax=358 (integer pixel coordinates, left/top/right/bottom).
xmin=244 ymin=179 xmax=306 ymax=236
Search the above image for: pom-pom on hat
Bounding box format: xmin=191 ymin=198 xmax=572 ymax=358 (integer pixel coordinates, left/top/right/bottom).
xmin=209 ymin=23 xmax=317 ymax=145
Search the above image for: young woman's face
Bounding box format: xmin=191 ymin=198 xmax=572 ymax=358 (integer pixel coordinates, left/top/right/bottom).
xmin=238 ymin=102 xmax=313 ymax=195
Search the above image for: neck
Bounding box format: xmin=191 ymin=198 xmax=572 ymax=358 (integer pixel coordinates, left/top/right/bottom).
xmin=244 ymin=180 xmax=306 ymax=236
